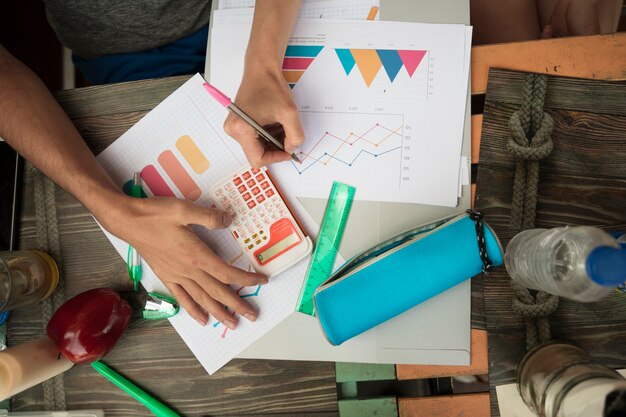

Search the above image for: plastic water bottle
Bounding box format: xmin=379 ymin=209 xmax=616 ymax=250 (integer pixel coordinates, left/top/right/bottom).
xmin=504 ymin=226 xmax=626 ymax=302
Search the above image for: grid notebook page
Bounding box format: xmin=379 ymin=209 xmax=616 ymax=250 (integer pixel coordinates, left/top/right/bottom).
xmin=97 ymin=74 xmax=309 ymax=375
xmin=213 ymin=0 xmax=380 ymax=24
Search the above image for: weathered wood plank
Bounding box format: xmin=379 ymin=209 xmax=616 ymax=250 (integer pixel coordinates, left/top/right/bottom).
xmin=54 ymin=76 xmax=190 ymax=119
xmin=476 ymin=68 xmax=626 ymax=417
xmin=479 ymin=103 xmax=626 ymax=179
xmin=484 ymin=68 xmax=626 ymax=115
xmin=471 ymin=33 xmax=626 ymax=94
xmin=399 ymin=393 xmax=490 ymax=417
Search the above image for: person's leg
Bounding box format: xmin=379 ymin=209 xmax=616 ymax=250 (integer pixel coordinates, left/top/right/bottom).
xmin=471 ymin=0 xmax=541 ymax=44
xmin=72 ymin=26 xmax=208 ymax=85
xmin=537 ymin=0 xmax=623 ymax=38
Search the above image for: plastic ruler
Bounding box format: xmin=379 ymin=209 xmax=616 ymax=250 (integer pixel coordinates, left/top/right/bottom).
xmin=296 ymin=181 xmax=355 ymax=316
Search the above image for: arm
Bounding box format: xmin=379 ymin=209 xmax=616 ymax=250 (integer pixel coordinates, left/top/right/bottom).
xmin=0 ymin=45 xmax=266 ymax=327
xmin=223 ymin=0 xmax=304 ymax=167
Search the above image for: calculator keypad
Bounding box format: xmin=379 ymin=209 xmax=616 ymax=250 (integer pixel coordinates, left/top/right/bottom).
xmin=212 ymin=166 xmax=297 ymax=266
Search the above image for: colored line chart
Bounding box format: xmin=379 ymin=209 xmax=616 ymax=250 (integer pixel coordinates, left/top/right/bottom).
xmin=335 ymin=48 xmax=427 ymax=87
xmin=290 ymin=111 xmax=404 ymax=177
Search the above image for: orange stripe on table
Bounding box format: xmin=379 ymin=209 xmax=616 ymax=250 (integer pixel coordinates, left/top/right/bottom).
xmin=157 ymin=150 xmax=201 ymax=201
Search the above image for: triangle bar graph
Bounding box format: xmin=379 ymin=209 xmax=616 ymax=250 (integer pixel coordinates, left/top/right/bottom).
xmin=335 ymin=49 xmax=427 ymax=86
xmin=282 ymin=45 xmax=324 ymax=89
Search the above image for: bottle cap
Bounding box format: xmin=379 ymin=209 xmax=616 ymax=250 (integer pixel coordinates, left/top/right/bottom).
xmin=587 ymin=246 xmax=626 ymax=286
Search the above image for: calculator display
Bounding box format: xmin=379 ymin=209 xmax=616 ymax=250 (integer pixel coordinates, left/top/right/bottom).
xmin=254 ymin=218 xmax=302 ymax=265
xmin=256 ymin=232 xmax=300 ymax=263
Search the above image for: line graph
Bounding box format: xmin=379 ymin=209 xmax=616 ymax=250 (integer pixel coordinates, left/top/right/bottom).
xmin=269 ymin=110 xmax=409 ymax=200
xmin=293 ymin=122 xmax=402 ymax=174
xmin=289 ymin=112 xmax=403 ymax=179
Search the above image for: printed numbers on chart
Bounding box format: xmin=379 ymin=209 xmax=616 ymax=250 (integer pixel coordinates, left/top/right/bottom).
xmin=428 ymin=54 xmax=435 ymax=98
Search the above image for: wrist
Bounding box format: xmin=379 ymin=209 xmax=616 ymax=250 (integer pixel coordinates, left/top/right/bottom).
xmin=87 ymin=187 xmax=135 ymax=238
xmin=244 ymin=51 xmax=283 ymax=78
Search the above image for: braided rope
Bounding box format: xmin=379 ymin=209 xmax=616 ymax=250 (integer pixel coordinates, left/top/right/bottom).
xmin=30 ymin=164 xmax=67 ymax=411
xmin=506 ymin=75 xmax=559 ymax=350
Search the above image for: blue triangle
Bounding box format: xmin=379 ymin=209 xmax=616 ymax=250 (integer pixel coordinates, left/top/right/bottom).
xmin=376 ymin=50 xmax=403 ymax=82
xmin=335 ymin=49 xmax=355 ymax=75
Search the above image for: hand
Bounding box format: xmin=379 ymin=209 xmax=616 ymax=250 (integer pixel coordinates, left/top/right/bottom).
xmin=103 ymin=196 xmax=268 ymax=327
xmin=224 ymin=67 xmax=305 ymax=168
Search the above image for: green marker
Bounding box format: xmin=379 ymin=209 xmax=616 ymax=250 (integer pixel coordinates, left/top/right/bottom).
xmin=92 ymin=360 xmax=179 ymax=417
xmin=127 ymin=172 xmax=144 ymax=291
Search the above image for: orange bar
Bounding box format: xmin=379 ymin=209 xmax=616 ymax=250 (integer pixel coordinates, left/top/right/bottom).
xmin=396 ymin=329 xmax=488 ymax=380
xmin=176 ymin=135 xmax=209 ymax=174
xmin=157 ymin=150 xmax=201 ymax=201
xmin=471 ymin=33 xmax=626 ymax=95
xmin=399 ymin=393 xmax=490 ymax=417
xmin=282 ymin=70 xmax=305 ymax=84
xmin=471 ymin=114 xmax=483 ymax=165
xmin=367 ymin=6 xmax=379 ymax=20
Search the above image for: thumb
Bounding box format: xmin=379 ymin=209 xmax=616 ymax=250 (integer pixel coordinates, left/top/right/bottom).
xmin=280 ymin=107 xmax=305 ymax=154
xmin=178 ymin=200 xmax=232 ymax=230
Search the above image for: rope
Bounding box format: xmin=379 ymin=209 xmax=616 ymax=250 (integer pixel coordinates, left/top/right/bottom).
xmin=506 ymin=74 xmax=559 ymax=350
xmin=30 ymin=163 xmax=67 ymax=411
xmin=507 ymin=74 xmax=554 ymax=230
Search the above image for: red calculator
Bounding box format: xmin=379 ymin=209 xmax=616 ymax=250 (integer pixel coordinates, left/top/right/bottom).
xmin=211 ymin=165 xmax=313 ymax=276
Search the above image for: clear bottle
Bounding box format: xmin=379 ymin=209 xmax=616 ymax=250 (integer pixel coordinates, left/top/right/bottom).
xmin=517 ymin=341 xmax=626 ymax=417
xmin=504 ymin=226 xmax=626 ymax=302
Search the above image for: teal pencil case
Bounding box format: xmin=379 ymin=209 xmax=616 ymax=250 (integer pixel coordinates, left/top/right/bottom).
xmin=313 ymin=210 xmax=503 ymax=346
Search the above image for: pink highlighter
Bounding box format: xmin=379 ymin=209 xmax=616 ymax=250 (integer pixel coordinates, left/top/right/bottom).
xmin=203 ymin=82 xmax=301 ymax=163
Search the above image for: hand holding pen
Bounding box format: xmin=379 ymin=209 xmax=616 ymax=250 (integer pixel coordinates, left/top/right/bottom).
xmin=210 ymin=74 xmax=305 ymax=167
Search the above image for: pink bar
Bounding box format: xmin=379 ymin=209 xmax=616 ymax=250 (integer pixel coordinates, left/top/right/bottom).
xmin=140 ymin=165 xmax=175 ymax=197
xmin=157 ymin=150 xmax=202 ymax=201
xmin=282 ymin=57 xmax=315 ymax=70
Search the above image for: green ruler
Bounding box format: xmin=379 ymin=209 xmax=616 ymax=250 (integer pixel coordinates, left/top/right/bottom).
xmin=296 ymin=181 xmax=355 ymax=316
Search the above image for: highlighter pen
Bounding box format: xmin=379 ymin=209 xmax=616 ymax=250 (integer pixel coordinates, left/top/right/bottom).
xmin=126 ymin=172 xmax=143 ymax=291
xmin=92 ymin=360 xmax=180 ymax=417
xmin=202 ymin=82 xmax=301 ymax=163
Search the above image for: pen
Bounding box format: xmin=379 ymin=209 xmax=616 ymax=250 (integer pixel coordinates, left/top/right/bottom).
xmin=127 ymin=172 xmax=143 ymax=291
xmin=92 ymin=360 xmax=180 ymax=417
xmin=202 ymin=82 xmax=302 ymax=163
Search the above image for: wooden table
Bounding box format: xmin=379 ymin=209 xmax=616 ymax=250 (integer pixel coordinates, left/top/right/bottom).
xmin=9 ymin=76 xmax=338 ymax=417
xmin=8 ymin=33 xmax=626 ymax=417
xmin=476 ymin=67 xmax=626 ymax=416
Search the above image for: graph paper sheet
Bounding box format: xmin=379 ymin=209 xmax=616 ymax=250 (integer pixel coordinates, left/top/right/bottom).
xmin=213 ymin=0 xmax=380 ymax=24
xmin=96 ymin=74 xmax=315 ymax=375
xmin=218 ymin=0 xmax=378 ymax=12
xmin=211 ymin=20 xmax=471 ymax=207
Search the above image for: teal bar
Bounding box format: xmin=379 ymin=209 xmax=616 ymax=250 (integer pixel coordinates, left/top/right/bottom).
xmin=285 ymin=45 xmax=324 ymax=57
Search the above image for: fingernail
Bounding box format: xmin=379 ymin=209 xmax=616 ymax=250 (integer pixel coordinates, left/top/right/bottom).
xmin=244 ymin=313 xmax=257 ymax=322
xmin=223 ymin=319 xmax=237 ymax=330
xmin=222 ymin=212 xmax=232 ymax=226
xmin=198 ymin=316 xmax=208 ymax=326
xmin=261 ymin=278 xmax=269 ymax=284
